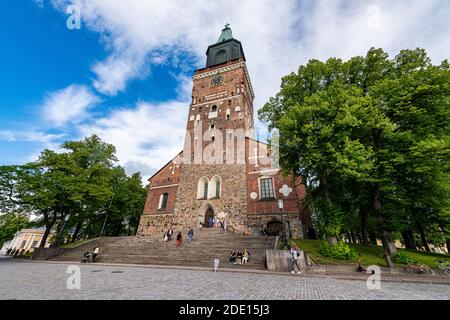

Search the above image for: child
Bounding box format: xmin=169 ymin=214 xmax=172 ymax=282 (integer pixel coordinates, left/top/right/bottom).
xmin=213 ymin=258 xmax=220 ymax=272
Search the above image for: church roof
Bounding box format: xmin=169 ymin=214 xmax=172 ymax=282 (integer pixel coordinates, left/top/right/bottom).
xmin=205 ymin=24 xmax=246 ymax=68
xmin=217 ymin=23 xmax=233 ymax=42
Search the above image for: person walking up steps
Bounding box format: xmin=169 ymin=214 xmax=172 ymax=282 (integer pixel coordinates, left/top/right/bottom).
xmin=176 ymin=232 xmax=183 ymax=247
xmin=188 ymin=228 xmax=194 ymax=243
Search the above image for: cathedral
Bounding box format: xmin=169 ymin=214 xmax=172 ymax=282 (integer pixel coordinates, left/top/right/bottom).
xmin=137 ymin=25 xmax=311 ymax=238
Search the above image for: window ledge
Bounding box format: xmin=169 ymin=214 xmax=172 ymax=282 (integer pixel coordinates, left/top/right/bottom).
xmin=259 ymin=197 xmax=276 ymax=201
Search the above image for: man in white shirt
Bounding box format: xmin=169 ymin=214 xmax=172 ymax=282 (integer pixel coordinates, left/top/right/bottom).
xmin=290 ymin=246 xmax=302 ymax=274
xmin=92 ymin=246 xmax=100 ymax=263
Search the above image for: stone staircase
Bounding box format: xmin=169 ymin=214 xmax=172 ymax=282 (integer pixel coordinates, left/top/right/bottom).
xmin=52 ymin=228 xmax=276 ymax=270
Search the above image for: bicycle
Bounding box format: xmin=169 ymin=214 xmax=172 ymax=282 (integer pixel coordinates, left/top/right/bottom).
xmin=403 ymin=262 xmax=434 ymax=275
xmin=437 ymin=260 xmax=450 ymax=277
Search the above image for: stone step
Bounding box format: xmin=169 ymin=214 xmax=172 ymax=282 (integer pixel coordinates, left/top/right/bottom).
xmin=52 ymin=229 xmax=275 ymax=269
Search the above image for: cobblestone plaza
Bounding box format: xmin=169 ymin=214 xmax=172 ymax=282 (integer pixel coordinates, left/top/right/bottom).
xmin=1 ymin=259 xmax=449 ymax=300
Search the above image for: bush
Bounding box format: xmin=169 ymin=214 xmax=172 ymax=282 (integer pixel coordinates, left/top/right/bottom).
xmin=318 ymin=240 xmax=356 ymax=260
xmin=392 ymin=251 xmax=416 ymax=264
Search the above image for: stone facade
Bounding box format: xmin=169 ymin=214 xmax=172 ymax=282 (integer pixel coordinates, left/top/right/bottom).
xmin=172 ymin=164 xmax=249 ymax=235
xmin=137 ymin=27 xmax=311 ymax=239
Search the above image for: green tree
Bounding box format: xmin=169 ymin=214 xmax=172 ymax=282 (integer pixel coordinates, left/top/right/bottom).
xmin=259 ymin=48 xmax=450 ymax=267
xmin=0 ymin=212 xmax=31 ymax=248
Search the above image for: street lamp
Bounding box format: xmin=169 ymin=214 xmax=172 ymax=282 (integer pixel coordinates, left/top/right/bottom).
xmin=277 ymin=199 xmax=288 ymax=248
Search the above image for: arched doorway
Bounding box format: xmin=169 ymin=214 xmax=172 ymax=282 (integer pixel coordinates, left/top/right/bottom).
xmin=267 ymin=220 xmax=283 ymax=236
xmin=204 ymin=207 xmax=215 ymax=228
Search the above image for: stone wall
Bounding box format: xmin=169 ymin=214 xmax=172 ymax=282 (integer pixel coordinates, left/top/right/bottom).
xmin=266 ymin=249 xmax=307 ymax=272
xmin=247 ymin=213 xmax=305 ymax=239
xmin=137 ymin=214 xmax=175 ymax=237
xmin=172 ymin=163 xmax=250 ymax=235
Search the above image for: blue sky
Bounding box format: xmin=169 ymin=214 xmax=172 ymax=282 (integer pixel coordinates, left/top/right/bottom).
xmin=1 ymin=0 xmax=449 ymax=181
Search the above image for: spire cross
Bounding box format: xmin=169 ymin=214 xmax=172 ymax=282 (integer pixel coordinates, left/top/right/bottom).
xmin=225 ymin=22 xmax=230 ymax=29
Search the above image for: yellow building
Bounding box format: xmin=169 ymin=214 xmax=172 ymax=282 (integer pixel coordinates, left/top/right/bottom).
xmin=7 ymin=228 xmax=52 ymax=254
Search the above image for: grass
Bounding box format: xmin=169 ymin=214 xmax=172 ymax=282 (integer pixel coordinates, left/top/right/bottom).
xmin=60 ymin=238 xmax=97 ymax=249
xmin=291 ymin=239 xmax=450 ymax=268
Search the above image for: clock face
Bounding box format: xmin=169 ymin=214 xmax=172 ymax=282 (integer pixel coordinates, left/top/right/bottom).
xmin=210 ymin=74 xmax=224 ymax=87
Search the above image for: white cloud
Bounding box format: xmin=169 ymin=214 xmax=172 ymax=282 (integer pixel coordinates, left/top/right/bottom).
xmin=41 ymin=84 xmax=100 ymax=127
xmin=38 ymin=0 xmax=450 ymax=179
xmin=78 ymin=99 xmax=188 ymax=181
xmin=47 ymin=0 xmax=450 ymax=105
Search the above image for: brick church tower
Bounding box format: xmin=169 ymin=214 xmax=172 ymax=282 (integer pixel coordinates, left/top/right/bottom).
xmin=137 ymin=25 xmax=311 ymax=238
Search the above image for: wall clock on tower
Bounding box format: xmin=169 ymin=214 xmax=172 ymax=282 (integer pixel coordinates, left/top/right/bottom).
xmin=210 ymin=74 xmax=224 ymax=87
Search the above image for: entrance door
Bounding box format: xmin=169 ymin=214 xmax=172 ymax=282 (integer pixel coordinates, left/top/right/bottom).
xmin=204 ymin=208 xmax=214 ymax=228
xmin=267 ymin=221 xmax=283 ymax=236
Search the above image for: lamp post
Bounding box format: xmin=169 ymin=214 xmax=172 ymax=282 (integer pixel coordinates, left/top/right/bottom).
xmin=278 ymin=199 xmax=288 ymax=248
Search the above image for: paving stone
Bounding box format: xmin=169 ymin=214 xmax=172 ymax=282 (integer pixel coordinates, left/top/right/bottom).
xmin=0 ymin=259 xmax=449 ymax=300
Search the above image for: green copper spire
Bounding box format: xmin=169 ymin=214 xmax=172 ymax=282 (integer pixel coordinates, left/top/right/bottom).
xmin=217 ymin=23 xmax=233 ymax=43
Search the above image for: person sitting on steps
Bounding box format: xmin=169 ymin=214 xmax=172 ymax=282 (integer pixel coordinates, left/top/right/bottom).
xmin=242 ymin=249 xmax=251 ymax=264
xmin=236 ymin=251 xmax=243 ymax=264
xmin=229 ymin=251 xmax=236 ymax=264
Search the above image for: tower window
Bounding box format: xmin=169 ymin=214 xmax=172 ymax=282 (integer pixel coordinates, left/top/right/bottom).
xmin=211 ymin=105 xmax=217 ymax=112
xmin=158 ymin=193 xmax=169 ymax=210
xmin=216 ymin=180 xmax=221 ymax=198
xmin=197 ymin=177 xmax=209 ymax=199
xmin=203 ymin=182 xmax=208 ymax=199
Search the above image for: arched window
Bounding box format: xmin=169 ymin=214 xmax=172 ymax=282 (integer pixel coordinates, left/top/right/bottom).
xmin=158 ymin=193 xmax=169 ymax=210
xmin=197 ymin=177 xmax=209 ymax=199
xmin=211 ymin=105 xmax=217 ymax=112
xmin=209 ymin=175 xmax=222 ymax=199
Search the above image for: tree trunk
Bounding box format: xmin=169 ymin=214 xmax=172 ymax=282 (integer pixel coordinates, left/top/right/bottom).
xmin=360 ymin=205 xmax=370 ymax=247
xmin=346 ymin=231 xmax=352 ymax=243
xmin=39 ymin=223 xmax=53 ymax=248
xmin=372 ymin=182 xmax=396 ymax=268
xmin=401 ymin=229 xmax=416 ymax=249
xmin=380 ymin=229 xmax=395 ymax=269
xmin=416 ymin=220 xmax=431 ymax=252
xmin=350 ymin=230 xmax=357 ymax=244
xmin=320 ymin=174 xmax=338 ymax=245
xmin=71 ymin=220 xmax=83 ymax=243
xmin=369 ymin=231 xmax=377 ymax=245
